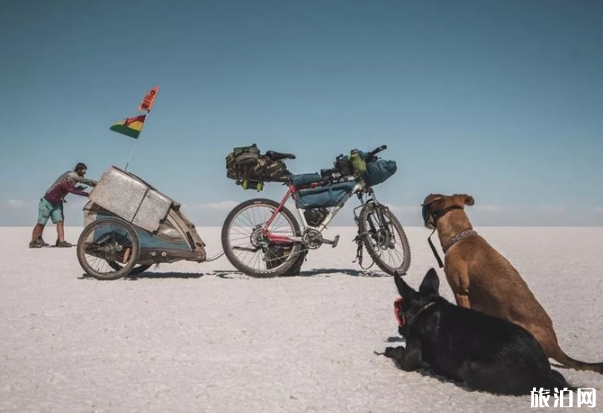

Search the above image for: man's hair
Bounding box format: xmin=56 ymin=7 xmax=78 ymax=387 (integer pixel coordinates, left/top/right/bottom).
xmin=74 ymin=162 xmax=87 ymax=172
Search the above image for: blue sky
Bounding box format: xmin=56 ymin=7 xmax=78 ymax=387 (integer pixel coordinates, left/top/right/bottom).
xmin=1 ymin=0 xmax=602 ymax=227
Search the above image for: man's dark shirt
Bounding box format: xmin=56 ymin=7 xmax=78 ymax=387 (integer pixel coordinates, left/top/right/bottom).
xmin=44 ymin=177 xmax=90 ymax=206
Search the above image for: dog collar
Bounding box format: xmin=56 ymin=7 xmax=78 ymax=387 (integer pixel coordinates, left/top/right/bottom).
xmin=397 ymin=300 xmax=436 ymax=327
xmin=407 ymin=301 xmax=436 ymax=323
xmin=413 ymin=301 xmax=436 ymax=318
xmin=442 ymin=230 xmax=478 ymax=253
xmin=424 ymin=205 xmax=464 ymax=227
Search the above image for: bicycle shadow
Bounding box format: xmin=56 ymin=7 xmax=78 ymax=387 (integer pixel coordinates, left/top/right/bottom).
xmin=297 ymin=268 xmax=391 ymax=277
xmin=211 ymin=267 xmax=391 ymax=278
xmin=208 ymin=268 xmax=390 ymax=278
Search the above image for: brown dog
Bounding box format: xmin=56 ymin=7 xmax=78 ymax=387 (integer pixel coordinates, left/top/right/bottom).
xmin=421 ymin=193 xmax=603 ymax=373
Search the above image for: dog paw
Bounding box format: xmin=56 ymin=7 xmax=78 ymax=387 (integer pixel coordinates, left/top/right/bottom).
xmin=384 ymin=346 xmax=406 ymax=359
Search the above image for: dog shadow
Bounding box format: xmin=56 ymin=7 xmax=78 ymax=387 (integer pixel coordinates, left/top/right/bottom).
xmin=412 ymin=367 xmax=483 ymax=394
xmin=385 ymin=335 xmax=406 ymax=343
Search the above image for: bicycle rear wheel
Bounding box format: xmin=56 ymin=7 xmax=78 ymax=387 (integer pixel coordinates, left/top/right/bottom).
xmin=358 ymin=203 xmax=411 ymax=275
xmin=221 ymin=198 xmax=303 ymax=277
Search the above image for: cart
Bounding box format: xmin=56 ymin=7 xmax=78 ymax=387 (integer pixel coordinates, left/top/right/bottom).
xmin=77 ymin=166 xmax=222 ymax=280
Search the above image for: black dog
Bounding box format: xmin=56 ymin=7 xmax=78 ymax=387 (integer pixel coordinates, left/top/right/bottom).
xmin=384 ymin=268 xmax=573 ymax=395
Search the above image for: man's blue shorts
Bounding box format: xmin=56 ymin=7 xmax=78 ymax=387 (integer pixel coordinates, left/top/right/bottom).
xmin=38 ymin=198 xmax=63 ymax=225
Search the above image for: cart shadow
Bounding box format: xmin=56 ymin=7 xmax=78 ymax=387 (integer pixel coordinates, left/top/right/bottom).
xmin=79 ymin=272 xmax=206 ymax=280
xmin=126 ymin=272 xmax=206 ymax=280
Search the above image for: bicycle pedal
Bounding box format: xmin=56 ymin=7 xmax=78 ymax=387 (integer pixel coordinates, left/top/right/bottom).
xmin=323 ymin=235 xmax=340 ymax=248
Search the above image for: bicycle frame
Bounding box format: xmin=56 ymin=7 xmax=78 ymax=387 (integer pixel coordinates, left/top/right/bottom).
xmin=262 ymin=178 xmax=381 ymax=245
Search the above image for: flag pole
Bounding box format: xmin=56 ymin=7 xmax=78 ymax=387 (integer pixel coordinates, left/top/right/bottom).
xmin=123 ymin=85 xmax=159 ymax=171
xmin=124 ymin=139 xmax=139 ymax=171
xmin=124 ymin=110 xmax=149 ymax=171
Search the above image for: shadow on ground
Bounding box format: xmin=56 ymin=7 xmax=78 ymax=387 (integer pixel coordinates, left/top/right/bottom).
xmin=297 ymin=268 xmax=391 ymax=277
xmin=79 ymin=272 xmax=206 ymax=280
xmin=79 ymin=267 xmax=391 ymax=280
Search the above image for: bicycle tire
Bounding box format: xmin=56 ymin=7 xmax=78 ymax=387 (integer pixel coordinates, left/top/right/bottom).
xmin=358 ymin=203 xmax=411 ymax=275
xmin=221 ymin=198 xmax=303 ymax=277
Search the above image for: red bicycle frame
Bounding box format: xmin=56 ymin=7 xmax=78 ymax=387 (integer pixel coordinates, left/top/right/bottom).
xmin=261 ymin=181 xmax=323 ymax=244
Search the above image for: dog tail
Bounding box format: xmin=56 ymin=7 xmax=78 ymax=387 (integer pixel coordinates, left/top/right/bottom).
xmin=552 ymin=349 xmax=603 ymax=374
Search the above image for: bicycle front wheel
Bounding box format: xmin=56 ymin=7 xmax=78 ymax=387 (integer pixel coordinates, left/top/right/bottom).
xmin=221 ymin=198 xmax=303 ymax=277
xmin=358 ymin=203 xmax=411 ymax=275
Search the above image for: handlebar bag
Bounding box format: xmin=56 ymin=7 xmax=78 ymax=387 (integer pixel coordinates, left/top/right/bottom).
xmin=365 ymin=159 xmax=397 ymax=186
xmin=294 ymin=181 xmax=357 ymax=209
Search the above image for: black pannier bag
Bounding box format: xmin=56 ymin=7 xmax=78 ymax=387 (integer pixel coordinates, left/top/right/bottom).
xmin=334 ymin=154 xmax=353 ymax=177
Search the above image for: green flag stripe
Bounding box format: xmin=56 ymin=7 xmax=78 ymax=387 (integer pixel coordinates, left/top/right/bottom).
xmin=110 ymin=125 xmax=140 ymax=139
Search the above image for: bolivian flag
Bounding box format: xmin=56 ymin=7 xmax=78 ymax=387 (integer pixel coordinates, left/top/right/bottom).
xmin=110 ymin=115 xmax=146 ymax=139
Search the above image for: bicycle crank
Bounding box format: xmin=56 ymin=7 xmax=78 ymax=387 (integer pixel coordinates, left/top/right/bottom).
xmin=302 ymin=229 xmax=340 ymax=249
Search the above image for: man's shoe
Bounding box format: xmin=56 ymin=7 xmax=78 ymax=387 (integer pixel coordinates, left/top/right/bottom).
xmin=36 ymin=237 xmax=49 ymax=247
xmin=29 ymin=241 xmax=42 ymax=249
xmin=56 ymin=240 xmax=73 ymax=248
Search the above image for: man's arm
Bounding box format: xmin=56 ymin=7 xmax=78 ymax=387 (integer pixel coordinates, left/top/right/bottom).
xmin=68 ymin=171 xmax=98 ymax=187
xmin=64 ymin=180 xmax=90 ymax=197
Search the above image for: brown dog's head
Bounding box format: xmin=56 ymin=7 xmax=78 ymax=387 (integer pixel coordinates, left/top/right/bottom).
xmin=421 ymin=193 xmax=475 ymax=229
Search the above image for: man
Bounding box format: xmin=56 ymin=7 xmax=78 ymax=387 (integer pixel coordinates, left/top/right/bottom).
xmin=30 ymin=163 xmax=98 ymax=248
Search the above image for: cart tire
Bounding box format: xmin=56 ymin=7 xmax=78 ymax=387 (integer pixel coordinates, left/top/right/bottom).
xmin=77 ymin=217 xmax=141 ymax=280
xmin=107 ymin=262 xmax=152 ymax=275
xmin=222 ymin=198 xmax=303 ymax=278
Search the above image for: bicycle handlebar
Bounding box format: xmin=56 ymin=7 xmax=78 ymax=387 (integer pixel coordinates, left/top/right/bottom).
xmin=368 ymin=145 xmax=387 ymax=159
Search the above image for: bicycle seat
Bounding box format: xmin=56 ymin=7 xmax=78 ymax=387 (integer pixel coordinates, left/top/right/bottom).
xmin=265 ymin=150 xmax=296 ymax=161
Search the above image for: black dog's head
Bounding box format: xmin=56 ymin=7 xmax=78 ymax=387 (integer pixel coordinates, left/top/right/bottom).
xmin=393 ymin=268 xmax=441 ymax=335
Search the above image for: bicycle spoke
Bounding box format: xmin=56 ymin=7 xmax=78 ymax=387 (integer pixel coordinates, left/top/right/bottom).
xmin=223 ymin=201 xmax=301 ymax=277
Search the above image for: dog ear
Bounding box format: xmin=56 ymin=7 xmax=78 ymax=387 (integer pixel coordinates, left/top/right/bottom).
xmin=419 ymin=268 xmax=440 ymax=296
xmin=452 ymin=194 xmax=474 ymax=207
xmin=421 ymin=194 xmax=442 ymax=207
xmin=394 ymin=272 xmax=415 ymax=298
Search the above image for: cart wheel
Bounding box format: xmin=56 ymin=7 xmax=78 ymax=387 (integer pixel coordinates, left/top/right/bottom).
xmin=77 ymin=218 xmax=141 ymax=280
xmin=107 ymin=262 xmax=152 ymax=275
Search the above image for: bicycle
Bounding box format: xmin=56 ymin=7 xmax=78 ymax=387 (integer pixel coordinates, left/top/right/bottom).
xmin=221 ymin=145 xmax=411 ymax=278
